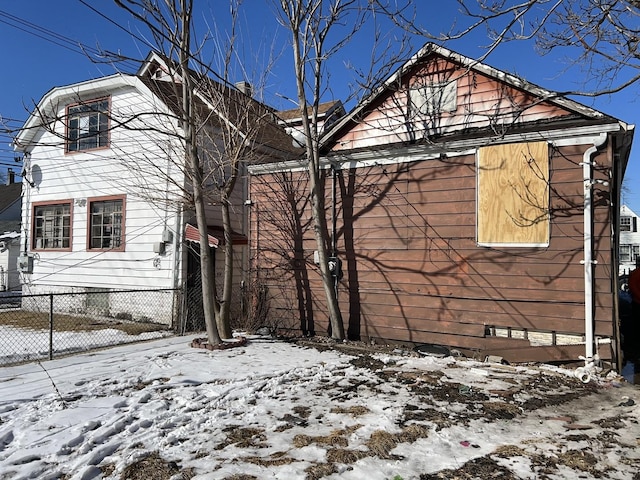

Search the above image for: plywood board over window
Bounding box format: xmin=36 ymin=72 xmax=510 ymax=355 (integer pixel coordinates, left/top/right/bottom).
xmin=477 ymin=141 xmax=549 ymax=247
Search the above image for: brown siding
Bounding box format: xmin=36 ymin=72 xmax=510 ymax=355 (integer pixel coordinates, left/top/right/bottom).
xmin=250 ymin=138 xmax=616 ymax=363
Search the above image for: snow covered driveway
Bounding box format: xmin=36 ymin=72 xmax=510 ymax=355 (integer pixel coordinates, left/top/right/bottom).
xmin=0 ymin=335 xmax=638 ymax=479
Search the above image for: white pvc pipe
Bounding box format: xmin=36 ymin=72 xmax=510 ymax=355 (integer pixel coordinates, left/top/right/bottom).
xmin=581 ymin=134 xmax=607 ymax=362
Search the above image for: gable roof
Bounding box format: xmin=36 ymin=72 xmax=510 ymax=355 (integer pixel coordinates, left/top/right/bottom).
xmin=13 ymin=73 xmax=142 ymax=152
xmin=322 ymin=42 xmax=626 ymax=149
xmin=138 ymin=52 xmax=301 ymax=159
xmin=14 ymin=52 xmax=301 ymax=160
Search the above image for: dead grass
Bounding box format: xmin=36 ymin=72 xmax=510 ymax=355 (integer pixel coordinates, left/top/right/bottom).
xmin=120 ymin=452 xmax=194 ymax=480
xmin=556 ymin=450 xmax=599 ymax=474
xmin=325 ymin=448 xmax=368 ymax=463
xmin=242 ymin=451 xmax=295 ymax=467
xmin=0 ymin=310 xmax=167 ymax=335
xmin=329 ymin=405 xmax=370 ymax=416
xmin=216 ymin=426 xmax=268 ymax=450
xmin=493 ymin=445 xmax=527 ymax=457
xmin=481 ymin=401 xmax=522 ymax=419
xmin=304 ymin=462 xmax=337 ymax=480
xmin=293 ymin=427 xmax=352 ymax=448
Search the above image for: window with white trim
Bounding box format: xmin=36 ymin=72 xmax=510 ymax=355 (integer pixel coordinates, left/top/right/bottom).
xmin=88 ymin=196 xmax=125 ymax=250
xmin=621 ymin=217 xmax=632 ymax=231
xmin=620 ymin=245 xmax=631 ymax=262
xmin=67 ymin=98 xmax=109 ymax=152
xmin=33 ymin=202 xmax=72 ymax=250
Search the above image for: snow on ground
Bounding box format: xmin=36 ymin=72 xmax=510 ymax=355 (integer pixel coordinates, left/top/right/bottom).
xmin=0 ymin=334 xmax=639 ymax=480
xmin=0 ymin=325 xmax=171 ymax=365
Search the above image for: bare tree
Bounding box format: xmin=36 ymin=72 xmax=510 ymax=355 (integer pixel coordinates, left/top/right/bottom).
xmin=109 ymin=0 xmax=293 ymax=342
xmin=273 ymin=0 xmax=415 ymax=340
xmin=435 ymin=1 xmax=640 ymax=97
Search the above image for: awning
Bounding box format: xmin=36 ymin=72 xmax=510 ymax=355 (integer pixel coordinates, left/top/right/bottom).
xmin=184 ymin=223 xmax=219 ymax=248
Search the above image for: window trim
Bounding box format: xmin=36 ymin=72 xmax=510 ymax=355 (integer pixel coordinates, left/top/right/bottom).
xmin=86 ymin=195 xmax=126 ymax=252
xmin=65 ymin=96 xmax=111 ymax=154
xmin=620 ymin=216 xmax=632 ymax=232
xmin=31 ymin=200 xmax=73 ymax=252
xmin=620 ymin=244 xmax=631 ymax=263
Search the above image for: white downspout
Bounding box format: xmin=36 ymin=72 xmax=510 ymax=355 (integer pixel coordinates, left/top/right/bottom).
xmin=577 ymin=133 xmax=608 ymax=381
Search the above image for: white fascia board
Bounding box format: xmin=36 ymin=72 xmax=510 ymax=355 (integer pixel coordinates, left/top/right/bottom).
xmin=252 ymin=122 xmax=623 ymax=175
xmin=13 ymin=73 xmax=140 ymax=151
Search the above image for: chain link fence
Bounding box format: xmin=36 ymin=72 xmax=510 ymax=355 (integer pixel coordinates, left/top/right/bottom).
xmin=0 ymin=288 xmax=181 ymax=367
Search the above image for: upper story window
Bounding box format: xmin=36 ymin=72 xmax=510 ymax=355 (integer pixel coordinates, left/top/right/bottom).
xmin=410 ymin=80 xmax=457 ymax=116
xmin=88 ymin=195 xmax=125 ymax=251
xmin=621 ymin=215 xmax=638 ymax=232
xmin=66 ymin=98 xmax=110 ymax=153
xmin=33 ymin=201 xmax=72 ymax=251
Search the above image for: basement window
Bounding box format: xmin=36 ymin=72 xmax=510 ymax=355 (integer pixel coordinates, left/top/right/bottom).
xmin=477 ymin=141 xmax=550 ymax=247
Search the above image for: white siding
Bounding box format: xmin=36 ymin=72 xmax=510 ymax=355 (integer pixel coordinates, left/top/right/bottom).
xmin=620 ymin=205 xmax=640 ymax=275
xmin=19 ymin=80 xmax=185 ymax=298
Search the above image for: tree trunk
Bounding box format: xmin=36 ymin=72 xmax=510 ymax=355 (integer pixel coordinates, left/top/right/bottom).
xmin=307 ymin=153 xmax=345 ymax=340
xmin=179 ymin=0 xmax=221 ymax=345
xmin=217 ymin=196 xmax=234 ymax=339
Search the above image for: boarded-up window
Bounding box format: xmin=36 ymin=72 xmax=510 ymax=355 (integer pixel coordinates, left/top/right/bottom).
xmin=410 ymin=80 xmax=457 ymax=115
xmin=477 ymin=141 xmax=549 ymax=246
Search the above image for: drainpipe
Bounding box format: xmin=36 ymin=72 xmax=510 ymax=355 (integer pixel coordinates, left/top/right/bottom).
xmin=331 ymin=162 xmax=339 ymax=300
xmin=577 ymin=133 xmax=607 ymax=380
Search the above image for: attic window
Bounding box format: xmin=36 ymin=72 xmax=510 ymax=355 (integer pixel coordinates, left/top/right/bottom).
xmin=66 ymin=98 xmax=110 ymax=153
xmin=410 ymin=80 xmax=457 ymax=115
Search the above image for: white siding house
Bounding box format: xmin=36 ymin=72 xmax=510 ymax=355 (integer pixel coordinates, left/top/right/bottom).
xmin=620 ymin=205 xmax=640 ymax=275
xmin=12 ymin=53 xmax=297 ymax=327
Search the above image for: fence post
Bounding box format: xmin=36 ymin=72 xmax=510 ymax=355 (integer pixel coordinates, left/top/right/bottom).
xmin=49 ymin=294 xmax=54 ymax=361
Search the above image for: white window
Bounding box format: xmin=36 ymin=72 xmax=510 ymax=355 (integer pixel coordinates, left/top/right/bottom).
xmin=33 ymin=202 xmax=72 ymax=250
xmin=67 ymin=98 xmax=110 ymax=152
xmin=410 ymin=80 xmax=457 ymax=115
xmin=633 ymin=245 xmax=640 ymax=263
xmin=621 ymin=217 xmax=632 ymax=231
xmin=88 ymin=196 xmax=125 ymax=251
xmin=620 ymin=245 xmax=631 ymax=262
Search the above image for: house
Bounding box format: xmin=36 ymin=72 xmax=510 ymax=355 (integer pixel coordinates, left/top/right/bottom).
xmin=0 ymin=169 xmax=22 ymax=292
xmin=619 ymin=205 xmax=640 ymax=275
xmin=248 ymin=43 xmax=635 ymax=367
xmin=277 ymin=100 xmax=346 ymax=137
xmin=12 ymin=52 xmax=297 ymax=327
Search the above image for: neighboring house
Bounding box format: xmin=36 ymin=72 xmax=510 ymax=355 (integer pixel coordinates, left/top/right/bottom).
xmin=277 ymin=100 xmax=346 ymax=138
xmin=12 ymin=52 xmax=296 ymax=327
xmin=0 ymin=169 xmax=22 ymax=291
xmin=248 ymin=43 xmax=635 ymax=366
xmin=619 ymin=205 xmax=640 ymax=275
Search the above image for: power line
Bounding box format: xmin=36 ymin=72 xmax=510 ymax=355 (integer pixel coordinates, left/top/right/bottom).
xmin=0 ymin=8 xmax=139 ymax=71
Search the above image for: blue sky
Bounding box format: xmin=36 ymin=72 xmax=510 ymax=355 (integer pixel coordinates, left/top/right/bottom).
xmin=1 ymin=0 xmax=638 ymax=214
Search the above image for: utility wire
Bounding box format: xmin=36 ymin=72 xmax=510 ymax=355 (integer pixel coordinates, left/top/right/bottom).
xmin=0 ymin=8 xmax=138 ymax=71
